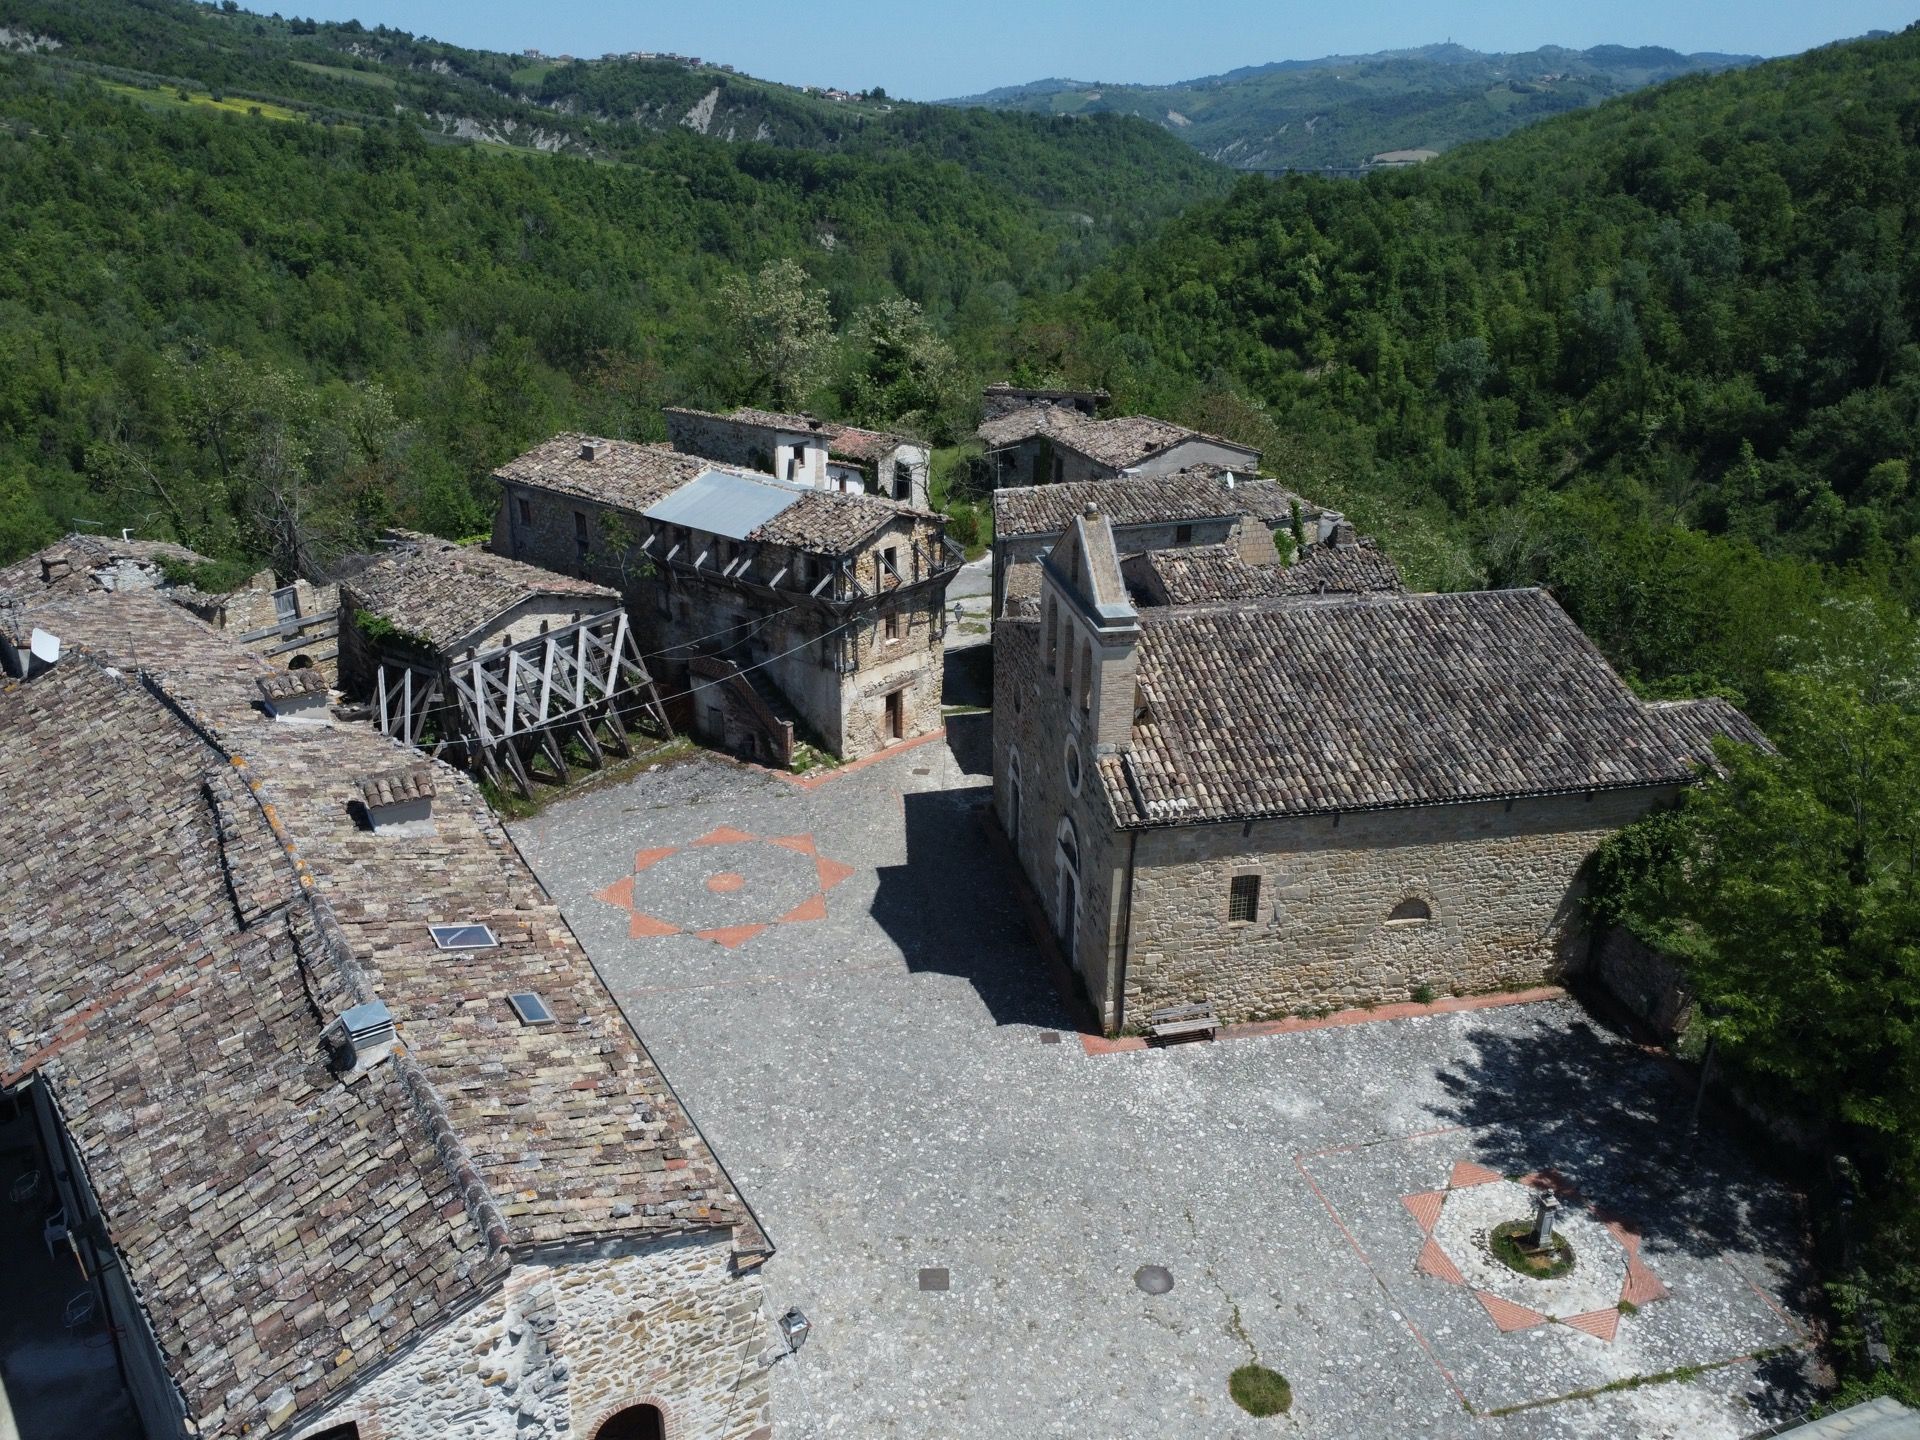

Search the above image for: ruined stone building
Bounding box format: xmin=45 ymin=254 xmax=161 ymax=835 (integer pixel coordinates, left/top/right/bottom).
xmin=337 ymin=531 xmax=666 ymax=795
xmin=0 ymin=533 xmax=340 ymax=677
xmin=978 ymin=406 xmax=1260 ymax=489
xmin=0 ymin=560 xmax=774 ymax=1440
xmin=989 ymin=470 xmax=1323 ymax=618
xmin=665 ymin=405 xmax=930 ymax=507
xmin=493 ymin=434 xmax=959 ymax=762
xmin=990 ymin=505 xmax=1765 ymax=1034
xmin=979 ymin=382 xmax=1109 ymax=423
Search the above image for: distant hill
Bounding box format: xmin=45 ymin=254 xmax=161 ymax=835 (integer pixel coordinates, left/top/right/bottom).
xmin=944 ymin=43 xmax=1761 ymax=170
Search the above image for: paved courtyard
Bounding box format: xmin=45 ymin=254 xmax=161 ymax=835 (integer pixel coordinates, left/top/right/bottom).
xmin=510 ymin=723 xmax=1823 ymax=1439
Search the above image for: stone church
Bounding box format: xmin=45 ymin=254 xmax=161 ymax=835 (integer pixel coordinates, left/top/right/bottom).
xmin=990 ymin=504 xmax=1765 ymax=1033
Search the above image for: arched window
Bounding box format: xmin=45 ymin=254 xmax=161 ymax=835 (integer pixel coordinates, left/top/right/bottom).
xmin=288 ymin=653 xmax=315 ymax=671
xmin=1387 ymin=897 xmax=1433 ymax=925
xmin=1078 ymin=639 xmax=1093 ymax=713
xmin=595 ymin=1404 xmax=666 ymax=1440
xmin=1043 ymin=594 xmax=1058 ymax=672
xmin=1054 ymin=817 xmax=1081 ymax=964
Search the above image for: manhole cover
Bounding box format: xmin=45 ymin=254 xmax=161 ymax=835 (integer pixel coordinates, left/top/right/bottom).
xmin=1134 ymin=1265 xmax=1174 ymax=1295
xmin=918 ymin=1267 xmax=950 ymax=1292
xmin=912 ymin=767 xmax=931 ymax=776
xmin=1039 ymin=1031 xmax=1062 ymax=1045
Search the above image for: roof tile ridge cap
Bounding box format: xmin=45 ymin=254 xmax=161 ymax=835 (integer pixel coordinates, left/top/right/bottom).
xmin=141 ymin=672 xmax=519 ymax=1262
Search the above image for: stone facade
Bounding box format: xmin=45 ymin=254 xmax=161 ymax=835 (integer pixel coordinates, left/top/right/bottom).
xmin=293 ymin=1236 xmax=770 ymax=1440
xmin=664 ymin=407 xmax=929 ymax=508
xmin=494 ymin=471 xmax=949 ymax=761
xmin=995 ymin=608 xmax=1682 ymax=1031
xmin=992 ymin=433 xmax=1257 ymax=488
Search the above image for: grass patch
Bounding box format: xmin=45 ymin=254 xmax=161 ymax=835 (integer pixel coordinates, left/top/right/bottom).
xmin=292 ymin=60 xmax=399 ymax=89
xmin=480 ymin=735 xmax=691 ymax=819
xmin=103 ymin=81 xmax=305 ymax=123
xmin=1412 ymin=982 xmax=1435 ymax=1005
xmin=1489 ymin=1219 xmax=1575 ymax=1279
xmin=1229 ymin=1364 xmax=1293 ymax=1417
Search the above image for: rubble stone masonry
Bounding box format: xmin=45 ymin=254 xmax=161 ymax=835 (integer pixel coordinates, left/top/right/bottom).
xmin=294 ymin=1235 xmax=770 ymax=1440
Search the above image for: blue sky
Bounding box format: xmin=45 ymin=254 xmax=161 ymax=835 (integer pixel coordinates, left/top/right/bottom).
xmin=289 ymin=1 xmax=1917 ymax=100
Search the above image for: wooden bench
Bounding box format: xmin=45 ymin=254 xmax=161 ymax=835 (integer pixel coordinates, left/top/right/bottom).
xmin=1145 ymin=1002 xmax=1219 ymax=1045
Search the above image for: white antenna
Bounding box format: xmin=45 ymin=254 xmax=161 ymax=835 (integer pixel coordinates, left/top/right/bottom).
xmin=121 ymin=528 xmax=133 ymax=541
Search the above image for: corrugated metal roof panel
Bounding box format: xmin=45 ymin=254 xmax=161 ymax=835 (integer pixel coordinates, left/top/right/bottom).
xmin=643 ymin=469 xmax=807 ymax=540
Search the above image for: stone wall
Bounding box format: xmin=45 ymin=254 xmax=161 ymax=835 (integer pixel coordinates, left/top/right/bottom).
xmin=994 ymin=608 xmax=1680 ymax=1032
xmin=292 ymin=1235 xmax=770 ymax=1440
xmin=215 ymin=573 xmax=341 ymax=682
xmin=1586 ymin=924 xmax=1693 ymax=1040
xmin=493 ymin=483 xmax=947 ymax=761
xmin=1117 ymin=790 xmax=1675 ymax=1028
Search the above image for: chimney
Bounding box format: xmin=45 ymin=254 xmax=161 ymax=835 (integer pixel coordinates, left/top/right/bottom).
xmin=1316 ymin=509 xmax=1347 ymax=546
xmin=579 ymin=440 xmax=609 ymax=462
xmin=323 ymin=998 xmax=397 ymax=1081
xmin=257 ymin=667 xmax=330 ymax=721
xmin=40 ymin=552 xmax=73 ymax=585
xmin=356 ymin=767 xmax=437 ymax=832
xmin=1229 ymin=514 xmax=1281 ymax=568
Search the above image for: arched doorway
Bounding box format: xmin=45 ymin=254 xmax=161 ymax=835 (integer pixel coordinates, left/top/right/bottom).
xmin=594 ymin=1404 xmax=666 ymax=1440
xmin=1055 ymin=816 xmax=1080 ymax=969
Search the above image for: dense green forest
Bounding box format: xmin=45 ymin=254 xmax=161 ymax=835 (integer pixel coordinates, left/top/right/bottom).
xmin=0 ymin=7 xmax=1221 ymax=567
xmin=950 ymin=41 xmax=1760 ymax=171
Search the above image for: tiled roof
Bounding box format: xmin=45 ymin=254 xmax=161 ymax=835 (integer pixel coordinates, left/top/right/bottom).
xmin=347 ymin=531 xmax=617 ymax=651
xmin=1643 ymin=697 xmax=1776 ymax=766
xmin=499 ymin=434 xmax=927 ymax=556
xmin=994 ymin=472 xmax=1260 ymax=539
xmin=976 ymin=410 xmax=1258 ymax=469
xmin=747 ymin=490 xmax=917 ymax=555
xmin=722 ymin=407 xmax=911 ymax=463
xmin=257 ymin=667 xmax=330 ymax=700
xmin=357 ymin=766 xmax=437 ymax=807
xmin=1065 ymin=588 xmax=1765 ymax=827
xmin=494 ymin=433 xmax=716 ymax=511
xmin=1130 ymin=542 xmax=1403 ymax=604
xmin=0 ymin=580 xmax=758 ymax=1435
xmin=0 ymin=532 xmax=209 ymax=596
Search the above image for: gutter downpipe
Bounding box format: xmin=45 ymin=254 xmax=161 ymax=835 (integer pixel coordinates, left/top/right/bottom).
xmin=1111 ymin=828 xmax=1139 ymax=1035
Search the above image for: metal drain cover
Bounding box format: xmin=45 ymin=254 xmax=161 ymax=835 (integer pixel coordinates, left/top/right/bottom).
xmin=1134 ymin=1265 xmax=1174 ymax=1295
xmin=1039 ymin=1031 xmax=1062 ymax=1045
xmin=918 ymin=1267 xmax=949 ymax=1292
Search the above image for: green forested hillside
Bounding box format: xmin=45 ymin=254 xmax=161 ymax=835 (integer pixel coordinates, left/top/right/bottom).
xmin=1025 ymin=29 xmax=1920 ymax=695
xmin=947 ymin=42 xmax=1759 ymax=171
xmin=0 ymin=21 xmax=1222 ymax=566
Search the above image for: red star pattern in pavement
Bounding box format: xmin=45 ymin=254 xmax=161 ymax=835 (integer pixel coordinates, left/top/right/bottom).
xmin=593 ymin=828 xmax=853 ymax=951
xmin=1403 ymin=1160 xmax=1672 ymax=1344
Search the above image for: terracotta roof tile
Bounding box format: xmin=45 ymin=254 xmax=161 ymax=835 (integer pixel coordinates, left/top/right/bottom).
xmin=0 ymin=578 xmax=758 ymax=1435
xmin=1131 ymin=541 xmax=1403 ymax=604
xmin=994 ymin=472 xmax=1274 ymax=539
xmin=1026 ymin=588 xmax=1769 ymax=827
xmin=346 ymin=531 xmax=617 ymax=651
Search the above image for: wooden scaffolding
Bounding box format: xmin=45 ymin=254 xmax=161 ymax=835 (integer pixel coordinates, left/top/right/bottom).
xmin=371 ymin=608 xmax=670 ymax=798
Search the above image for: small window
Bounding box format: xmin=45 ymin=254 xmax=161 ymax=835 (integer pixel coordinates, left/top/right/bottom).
xmin=1228 ymin=874 xmax=1260 ymax=923
xmin=1388 ymin=897 xmax=1432 ymax=925
xmin=573 ymin=511 xmax=590 ymax=557
xmin=893 ymin=460 xmax=913 ymax=500
xmin=429 ymin=923 xmax=499 ymax=951
xmin=880 ymin=546 xmax=899 ymax=585
xmin=507 ymin=992 xmax=554 ymax=1025
xmin=883 ymin=607 xmax=900 ymax=641
xmin=1175 ymin=523 xmax=1194 ymax=544
xmin=517 ymin=496 xmax=532 ymax=527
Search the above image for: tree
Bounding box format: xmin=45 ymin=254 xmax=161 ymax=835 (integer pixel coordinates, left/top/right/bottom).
xmin=714 ymin=259 xmax=835 ymax=411
xmin=836 ymin=296 xmax=964 ymax=438
xmin=0 ymin=470 xmax=56 ymax=564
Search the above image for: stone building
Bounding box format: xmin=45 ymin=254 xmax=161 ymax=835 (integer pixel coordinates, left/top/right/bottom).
xmin=492 ymin=434 xmax=959 ymax=762
xmin=989 ymin=470 xmax=1319 ymax=617
xmin=1120 ymin=528 xmax=1403 ymax=606
xmin=980 ymin=382 xmax=1109 ymax=423
xmin=0 ymin=565 xmax=774 ymax=1440
xmin=990 ymin=505 xmax=1765 ymax=1033
xmin=665 ymin=405 xmax=930 ymax=507
xmin=977 ymin=406 xmax=1260 ymax=489
xmin=0 ymin=533 xmax=342 ymax=678
xmin=336 ymin=531 xmax=666 ymax=793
